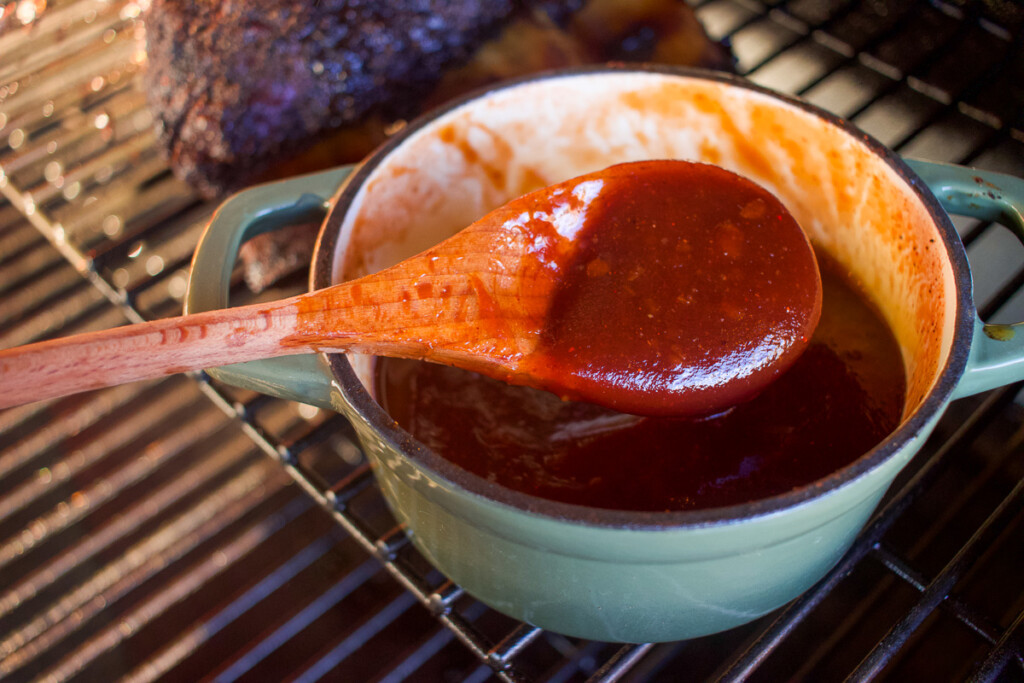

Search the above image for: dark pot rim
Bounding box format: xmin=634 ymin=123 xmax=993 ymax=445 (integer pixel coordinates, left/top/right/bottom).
xmin=311 ymin=64 xmax=973 ymax=530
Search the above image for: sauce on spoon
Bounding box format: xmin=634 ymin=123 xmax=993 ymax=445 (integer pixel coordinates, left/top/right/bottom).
xmin=508 ymin=160 xmax=821 ymax=415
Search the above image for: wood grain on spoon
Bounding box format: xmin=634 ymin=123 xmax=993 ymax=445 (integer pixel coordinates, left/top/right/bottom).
xmin=0 ymin=161 xmax=822 ymax=415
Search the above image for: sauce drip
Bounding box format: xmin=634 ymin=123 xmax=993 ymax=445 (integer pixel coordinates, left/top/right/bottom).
xmin=518 ymin=160 xmax=821 ymax=416
xmin=375 ymin=255 xmax=905 ymax=512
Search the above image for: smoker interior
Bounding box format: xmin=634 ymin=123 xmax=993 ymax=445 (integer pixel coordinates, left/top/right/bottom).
xmin=1 ymin=0 xmax=1023 ymax=680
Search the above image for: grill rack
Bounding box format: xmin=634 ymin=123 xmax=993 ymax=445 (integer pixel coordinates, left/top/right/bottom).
xmin=1 ymin=0 xmax=1023 ymax=680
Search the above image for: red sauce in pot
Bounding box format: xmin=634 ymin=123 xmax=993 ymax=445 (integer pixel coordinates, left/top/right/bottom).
xmin=375 ymin=255 xmax=905 ymax=512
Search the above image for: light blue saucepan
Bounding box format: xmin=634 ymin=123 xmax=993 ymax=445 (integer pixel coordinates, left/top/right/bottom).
xmin=186 ymin=67 xmax=1024 ymax=643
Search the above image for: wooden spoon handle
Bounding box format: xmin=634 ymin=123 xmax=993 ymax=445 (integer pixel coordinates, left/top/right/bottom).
xmin=0 ymin=298 xmax=308 ymax=409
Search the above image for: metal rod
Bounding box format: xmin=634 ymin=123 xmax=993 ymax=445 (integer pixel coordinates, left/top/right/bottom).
xmin=846 ymin=478 xmax=1024 ymax=681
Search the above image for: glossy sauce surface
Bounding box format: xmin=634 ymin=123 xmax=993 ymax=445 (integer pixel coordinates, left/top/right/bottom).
xmin=521 ymin=160 xmax=822 ymax=415
xmin=376 ymin=255 xmax=905 ymax=511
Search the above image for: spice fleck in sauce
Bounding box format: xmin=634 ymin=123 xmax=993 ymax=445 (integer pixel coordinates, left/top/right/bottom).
xmin=376 ymin=254 xmax=905 ymax=512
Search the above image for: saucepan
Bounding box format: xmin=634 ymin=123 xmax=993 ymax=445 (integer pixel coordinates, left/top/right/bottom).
xmin=186 ymin=66 xmax=1024 ymax=643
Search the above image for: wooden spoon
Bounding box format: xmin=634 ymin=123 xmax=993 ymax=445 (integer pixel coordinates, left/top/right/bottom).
xmin=0 ymin=160 xmax=822 ymax=416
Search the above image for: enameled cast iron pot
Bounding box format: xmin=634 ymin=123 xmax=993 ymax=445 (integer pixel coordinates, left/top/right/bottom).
xmin=186 ymin=67 xmax=1024 ymax=643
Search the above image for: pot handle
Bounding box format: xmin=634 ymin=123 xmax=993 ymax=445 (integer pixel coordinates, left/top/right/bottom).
xmin=907 ymin=159 xmax=1024 ymax=398
xmin=185 ymin=165 xmax=354 ymax=409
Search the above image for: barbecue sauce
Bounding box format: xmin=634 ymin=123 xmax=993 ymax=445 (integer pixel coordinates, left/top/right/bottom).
xmin=376 ymin=254 xmax=905 ymax=512
xmin=517 ymin=160 xmax=822 ymax=416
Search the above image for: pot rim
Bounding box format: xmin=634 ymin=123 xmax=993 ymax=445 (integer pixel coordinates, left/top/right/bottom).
xmin=311 ymin=64 xmax=974 ymax=530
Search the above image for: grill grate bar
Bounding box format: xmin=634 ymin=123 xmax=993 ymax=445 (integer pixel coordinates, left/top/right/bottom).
xmin=0 ymin=380 xmax=148 ymax=481
xmin=26 ymin=469 xmax=292 ymax=683
xmin=0 ymin=406 xmax=228 ymax=574
xmin=0 ymin=283 xmax=114 ymax=348
xmin=790 ymin=515 xmax=1018 ymax=679
xmin=0 ymin=265 xmax=84 ymax=328
xmin=111 ymin=212 xmax=213 ymax=299
xmin=0 ymin=87 xmax=147 ymax=183
xmin=961 ymin=220 xmax=996 ymax=249
xmin=0 ymin=380 xmax=199 ymax=524
xmin=281 ymin=453 xmax=333 ymax=495
xmin=289 ymin=591 xmax=421 ymax=683
xmin=726 ymin=11 xmax=811 ymax=75
xmin=0 ymin=428 xmax=260 ymax=635
xmin=327 ymin=462 xmax=376 ymax=510
xmin=23 ymin=130 xmax=156 ymax=209
xmin=489 ymin=624 xmax=544 ymax=666
xmin=969 ymin=607 xmax=1024 ymax=682
xmin=231 ymin=392 xmax=276 ymax=425
xmin=462 ymin=663 xmax=500 ymax=683
xmin=760 ymin=2 xmax=918 ymax=95
xmin=0 ymin=0 xmax=127 ymax=63
xmin=0 ymin=6 xmax=129 ymax=87
xmin=0 ymin=240 xmax=64 ymax=297
xmin=210 ymin=556 xmax=383 ymax=683
xmin=118 ymin=518 xmax=338 ymax=683
xmin=62 ymin=174 xmax=196 ymax=255
xmin=436 ymin=610 xmax=523 ymax=683
xmin=1 ymin=461 xmax=283 ymax=681
xmin=0 ymin=84 xmax=143 ymax=172
xmin=584 ymin=644 xmax=655 ymax=683
xmin=49 ymin=150 xmax=167 ymax=238
xmin=847 ymin=478 xmax=1024 ymax=681
xmin=0 ymin=184 xmax=144 ymax=334
xmin=757 ymin=0 xmax=1024 ymax=144
xmin=0 ymin=224 xmax=45 ymax=266
xmin=428 ymin=580 xmax=465 ymax=614
xmin=0 ymin=203 xmax=25 ymax=231
xmin=374 ymin=523 xmax=411 ymax=561
xmin=706 ymin=1 xmax=776 ymax=43
xmin=870 ymin=544 xmax=1005 ymax=647
xmin=0 ymin=397 xmax=58 ymax=440
xmin=87 ymin=193 xmax=208 ymax=270
xmin=1 ymin=42 xmax=142 ymax=144
xmin=376 ymin=601 xmax=491 ymax=683
xmin=280 ymin=413 xmax=355 ymax=460
xmin=539 ymin=639 xmax=609 ymax=683
xmin=979 ymin=265 xmax=1024 ymax=321
xmin=715 ymin=383 xmax=1022 ymax=681
xmin=807 ymin=59 xmax=964 ymax=145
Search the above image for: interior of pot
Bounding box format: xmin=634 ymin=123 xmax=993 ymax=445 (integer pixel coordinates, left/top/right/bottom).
xmin=331 ymin=69 xmax=958 ymax=428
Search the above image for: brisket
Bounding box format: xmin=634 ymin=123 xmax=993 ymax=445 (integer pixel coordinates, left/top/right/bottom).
xmin=144 ymin=0 xmax=732 ymax=199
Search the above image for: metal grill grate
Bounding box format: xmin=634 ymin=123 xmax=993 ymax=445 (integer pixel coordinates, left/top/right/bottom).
xmin=1 ymin=0 xmax=1023 ymax=680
